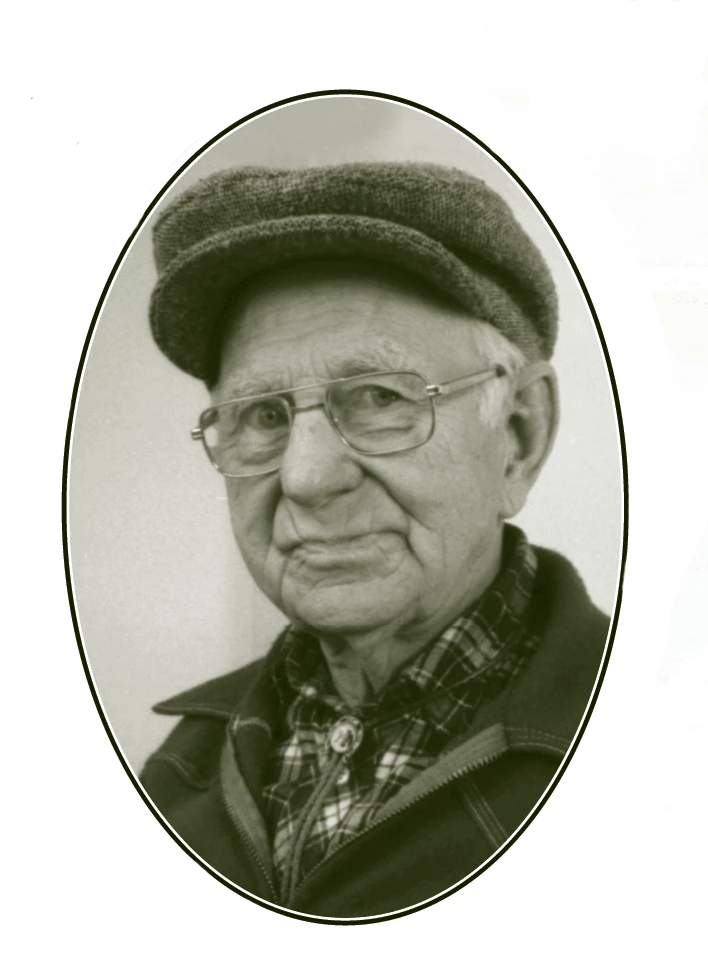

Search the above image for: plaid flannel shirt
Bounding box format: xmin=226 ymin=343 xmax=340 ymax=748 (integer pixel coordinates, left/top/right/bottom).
xmin=262 ymin=526 xmax=538 ymax=895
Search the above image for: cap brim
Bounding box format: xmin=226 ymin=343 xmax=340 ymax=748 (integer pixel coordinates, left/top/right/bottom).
xmin=149 ymin=214 xmax=544 ymax=381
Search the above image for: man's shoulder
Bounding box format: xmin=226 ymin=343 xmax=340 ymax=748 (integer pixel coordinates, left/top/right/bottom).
xmin=504 ymin=541 xmax=613 ymax=746
xmin=531 ymin=542 xmax=611 ymax=639
xmin=140 ymin=650 xmax=278 ymax=794
xmin=152 ymin=654 xmax=271 ymax=720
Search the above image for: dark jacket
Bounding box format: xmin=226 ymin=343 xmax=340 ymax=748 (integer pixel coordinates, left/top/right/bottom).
xmin=140 ymin=545 xmax=610 ymax=918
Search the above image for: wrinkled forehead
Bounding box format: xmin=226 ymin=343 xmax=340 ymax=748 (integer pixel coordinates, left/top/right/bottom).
xmin=213 ymin=258 xmax=483 ymax=395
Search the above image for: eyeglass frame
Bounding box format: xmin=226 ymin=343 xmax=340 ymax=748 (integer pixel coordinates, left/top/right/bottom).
xmin=190 ymin=364 xmax=507 ymax=478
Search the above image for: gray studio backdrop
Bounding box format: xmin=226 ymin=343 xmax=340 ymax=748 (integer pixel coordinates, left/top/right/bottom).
xmin=68 ymin=96 xmax=624 ymax=771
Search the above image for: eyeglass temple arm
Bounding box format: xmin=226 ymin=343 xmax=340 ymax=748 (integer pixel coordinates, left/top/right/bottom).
xmin=427 ymin=365 xmax=506 ymax=397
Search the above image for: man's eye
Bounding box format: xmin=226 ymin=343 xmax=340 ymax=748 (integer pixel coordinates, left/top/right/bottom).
xmin=356 ymin=386 xmax=404 ymax=408
xmin=244 ymin=401 xmax=289 ymax=430
xmin=371 ymin=387 xmax=401 ymax=407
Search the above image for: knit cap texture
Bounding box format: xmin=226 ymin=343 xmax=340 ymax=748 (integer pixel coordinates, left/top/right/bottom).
xmin=150 ymin=162 xmax=558 ymax=380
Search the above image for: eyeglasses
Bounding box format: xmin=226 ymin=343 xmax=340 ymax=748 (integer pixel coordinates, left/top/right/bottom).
xmin=191 ymin=365 xmax=506 ymax=478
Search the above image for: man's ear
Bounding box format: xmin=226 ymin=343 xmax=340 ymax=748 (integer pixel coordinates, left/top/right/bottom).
xmin=500 ymin=361 xmax=559 ymax=519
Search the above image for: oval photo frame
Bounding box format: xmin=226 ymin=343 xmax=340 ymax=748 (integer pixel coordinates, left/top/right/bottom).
xmin=64 ymin=90 xmax=627 ymax=924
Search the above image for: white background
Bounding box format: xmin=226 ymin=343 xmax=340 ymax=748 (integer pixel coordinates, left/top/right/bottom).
xmin=6 ymin=1 xmax=708 ymax=951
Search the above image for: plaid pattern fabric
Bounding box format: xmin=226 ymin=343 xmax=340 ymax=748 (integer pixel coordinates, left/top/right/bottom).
xmin=262 ymin=527 xmax=538 ymax=895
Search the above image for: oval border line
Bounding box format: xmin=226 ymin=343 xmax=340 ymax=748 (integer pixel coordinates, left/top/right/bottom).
xmin=62 ymin=88 xmax=628 ymax=925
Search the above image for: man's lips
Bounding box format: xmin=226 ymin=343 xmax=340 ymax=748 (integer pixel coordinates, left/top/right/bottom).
xmin=282 ymin=532 xmax=406 ymax=571
xmin=279 ymin=531 xmax=401 ymax=554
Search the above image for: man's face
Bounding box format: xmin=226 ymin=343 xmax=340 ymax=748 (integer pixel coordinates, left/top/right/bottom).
xmin=213 ymin=262 xmax=512 ymax=642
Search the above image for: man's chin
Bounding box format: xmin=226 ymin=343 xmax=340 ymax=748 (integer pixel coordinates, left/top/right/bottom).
xmin=281 ymin=578 xmax=412 ymax=637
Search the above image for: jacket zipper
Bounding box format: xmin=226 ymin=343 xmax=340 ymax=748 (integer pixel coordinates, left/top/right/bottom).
xmin=281 ymin=751 xmax=347 ymax=904
xmin=288 ymin=747 xmax=506 ymax=906
xmin=220 ymin=783 xmax=277 ymax=901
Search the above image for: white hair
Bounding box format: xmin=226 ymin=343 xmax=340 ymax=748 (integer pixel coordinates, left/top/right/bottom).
xmin=468 ymin=320 xmax=527 ymax=427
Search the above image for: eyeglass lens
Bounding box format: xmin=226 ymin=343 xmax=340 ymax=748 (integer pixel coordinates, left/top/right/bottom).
xmin=201 ymin=372 xmax=434 ymax=476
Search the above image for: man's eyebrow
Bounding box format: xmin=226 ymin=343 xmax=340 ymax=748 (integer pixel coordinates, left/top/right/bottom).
xmin=218 ymin=370 xmax=288 ymax=400
xmin=218 ymin=342 xmax=416 ymax=400
xmin=334 ymin=343 xmax=414 ymax=376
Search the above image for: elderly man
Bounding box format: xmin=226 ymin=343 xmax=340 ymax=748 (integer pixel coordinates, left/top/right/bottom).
xmin=140 ymin=163 xmax=609 ymax=918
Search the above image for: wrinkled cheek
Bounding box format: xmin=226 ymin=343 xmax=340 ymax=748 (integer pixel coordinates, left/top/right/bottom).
xmin=226 ymin=484 xmax=283 ymax=599
xmin=226 ymin=478 xmax=278 ymax=538
xmin=259 ymin=547 xmax=290 ymax=607
xmin=232 ymin=534 xmax=288 ymax=613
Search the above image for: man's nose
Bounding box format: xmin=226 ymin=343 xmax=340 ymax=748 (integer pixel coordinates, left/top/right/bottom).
xmin=278 ymin=406 xmax=363 ymax=507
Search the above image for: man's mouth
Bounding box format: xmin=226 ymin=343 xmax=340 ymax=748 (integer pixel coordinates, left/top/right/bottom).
xmin=284 ymin=532 xmax=405 ymax=568
xmin=280 ymin=530 xmax=396 ymax=551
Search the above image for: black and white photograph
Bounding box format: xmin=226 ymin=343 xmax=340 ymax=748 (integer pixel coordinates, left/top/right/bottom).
xmin=66 ymin=93 xmax=624 ymax=919
xmin=8 ymin=1 xmax=708 ymax=948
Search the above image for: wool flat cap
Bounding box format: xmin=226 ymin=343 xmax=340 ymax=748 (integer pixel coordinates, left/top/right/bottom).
xmin=150 ymin=162 xmax=558 ymax=380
